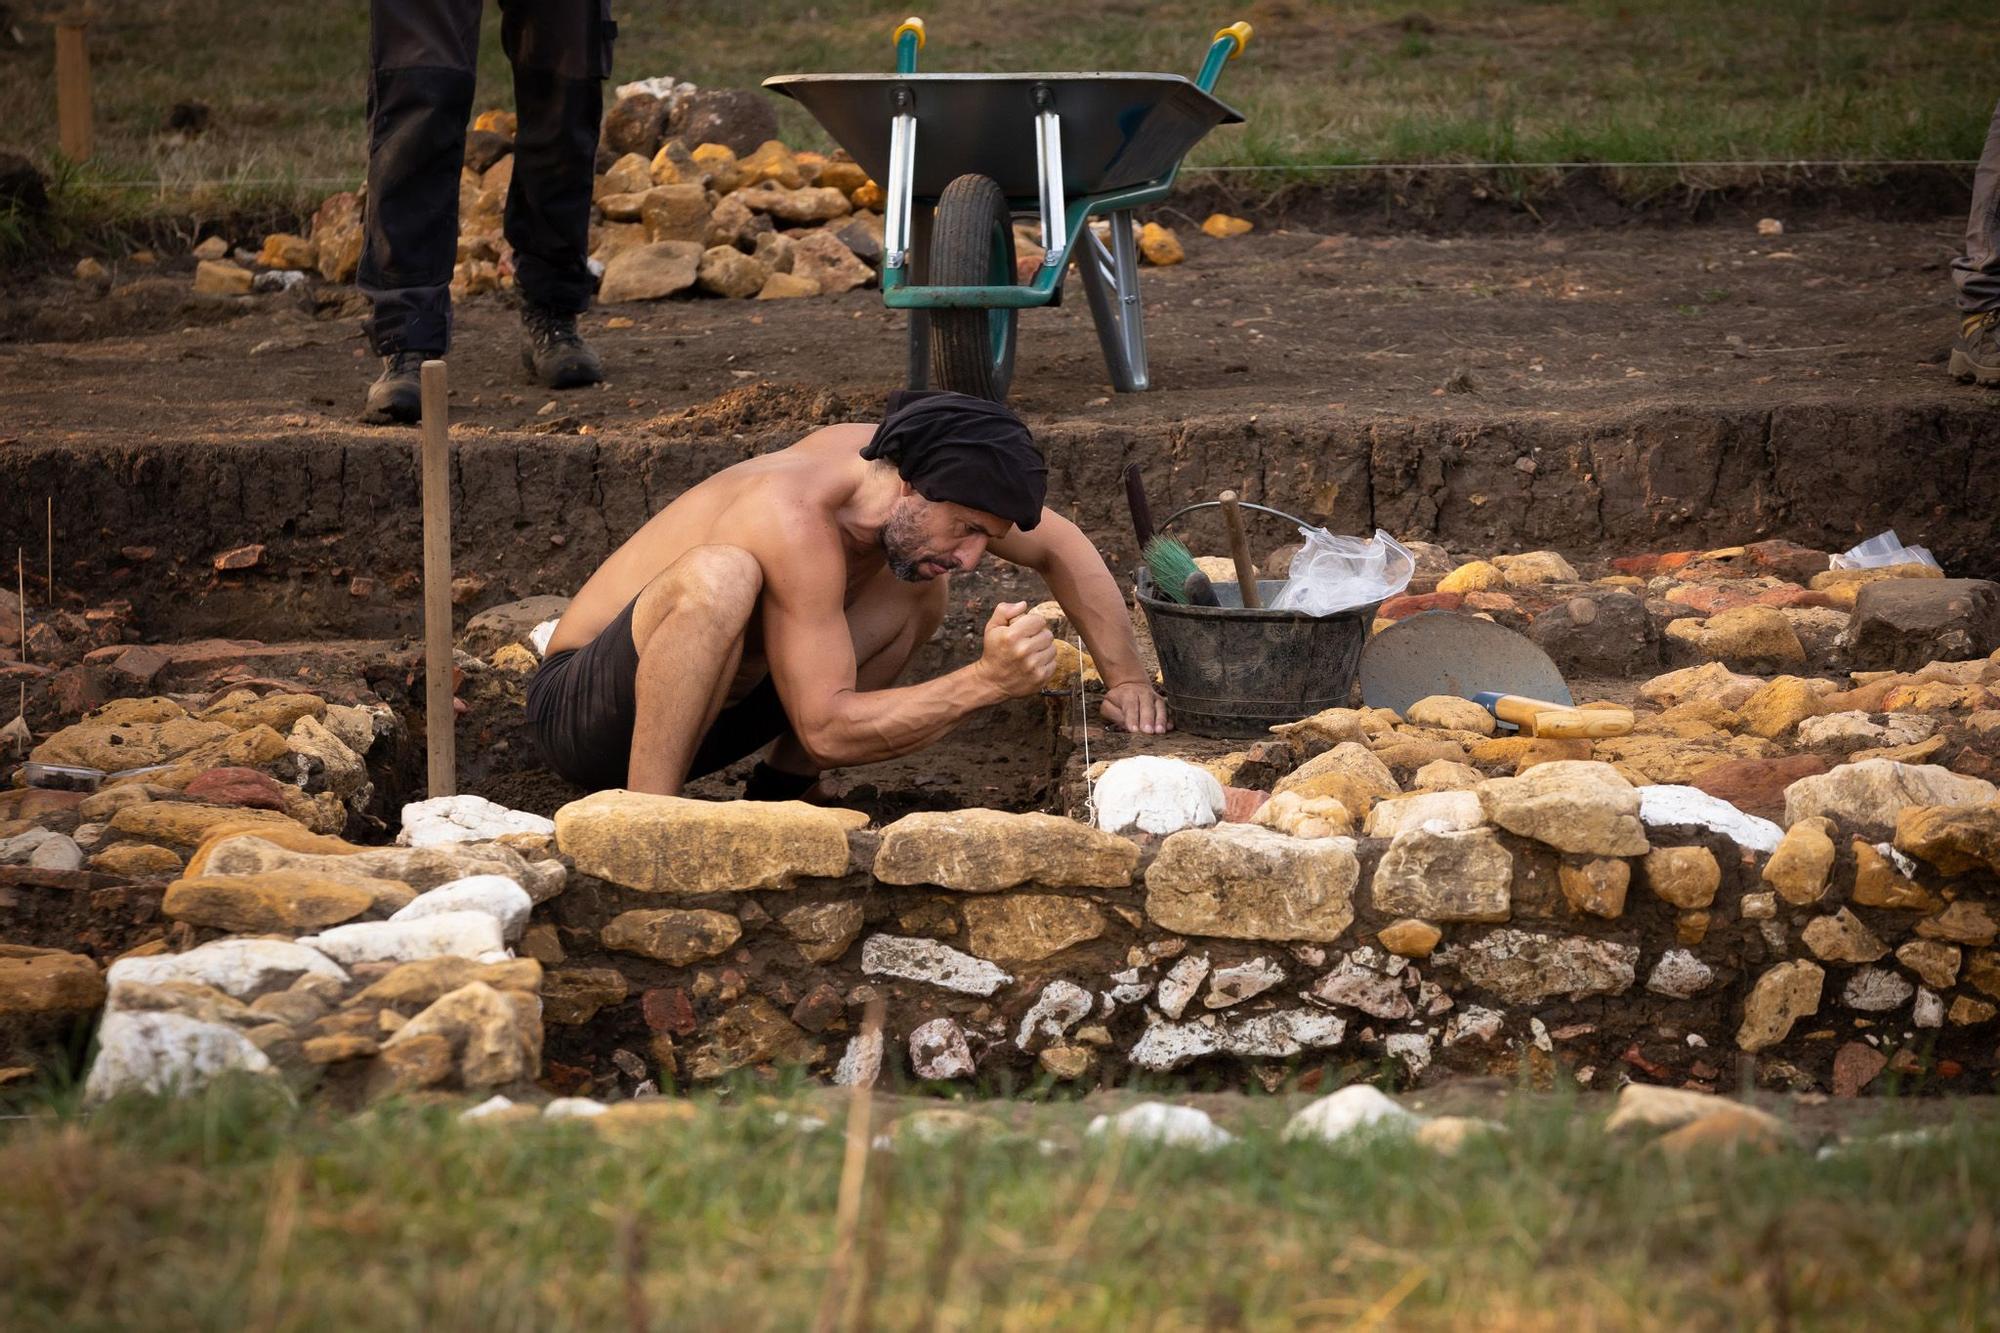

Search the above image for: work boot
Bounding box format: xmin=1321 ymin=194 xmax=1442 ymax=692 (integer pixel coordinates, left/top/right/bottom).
xmin=1950 ymin=310 xmax=2000 ymax=387
xmin=361 ymin=350 xmax=433 ymax=425
xmin=520 ymin=303 xmax=604 ymax=389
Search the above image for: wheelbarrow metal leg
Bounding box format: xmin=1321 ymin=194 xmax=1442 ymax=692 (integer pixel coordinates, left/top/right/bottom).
xmin=883 ymin=91 xmax=919 ymax=272
xmin=1079 ymin=209 xmax=1150 ymax=392
xmin=1032 ymin=85 xmax=1067 ymax=271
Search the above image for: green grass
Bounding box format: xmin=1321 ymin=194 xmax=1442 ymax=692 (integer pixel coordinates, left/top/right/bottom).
xmin=2 ymin=1078 xmax=1997 ymax=1329
xmin=0 ymin=0 xmax=1995 ymax=258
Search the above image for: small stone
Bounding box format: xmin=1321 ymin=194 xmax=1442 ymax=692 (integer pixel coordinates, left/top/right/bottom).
xmin=0 ymin=951 xmax=106 ymax=1016
xmin=1896 ymin=939 xmax=1961 ymax=988
xmin=1371 ymin=826 xmax=1512 ymax=921
xmin=257 ymin=233 xmax=318 ymax=270
xmin=601 ymin=909 xmax=742 ymax=965
xmin=1737 ymin=676 xmax=1824 ymax=739
xmin=1663 ymin=606 xmax=1805 ymax=670
xmin=1558 ymin=857 xmax=1630 ymax=918
xmin=960 ymin=894 xmax=1105 ymax=963
xmin=1643 ymin=845 xmax=1720 ymax=908
xmin=1894 ymin=803 xmax=2000 ymax=876
xmin=756 ymin=271 xmax=820 ymax=299
xmin=859 ymin=935 xmax=1011 ymax=996
xmin=1801 ymin=908 xmax=1888 ymax=963
xmin=1200 ymin=213 xmax=1253 ymax=238
xmin=1950 ymin=996 xmax=1996 ymax=1025
xmin=1841 ymin=966 xmax=1914 ymax=1012
xmin=539 ymin=968 xmax=628 ymax=1025
xmin=640 ymin=986 xmax=697 ymax=1036
xmin=1038 ymin=1044 xmax=1096 ymax=1081
xmin=1254 ymin=791 xmax=1353 ymax=839
xmin=1137 ymin=222 xmax=1183 ymax=265
xmin=908 ymin=1017 xmax=976 ymax=1079
xmin=1646 ymin=949 xmax=1715 ymax=998
xmin=1491 ymin=550 xmax=1578 ymax=586
xmin=1762 ymin=817 xmax=1836 ymax=903
xmin=832 ymin=1030 xmax=883 ymax=1087
xmin=1377 ymin=918 xmax=1442 ymax=958
xmin=1914 ymin=900 xmax=1997 ymax=947
xmin=1204 ymin=957 xmax=1285 ymax=1008
xmin=1404 ymin=695 xmax=1496 ymax=735
xmin=1281 ymin=1085 xmax=1417 ymax=1145
xmin=1128 ymin=1009 xmax=1345 ymax=1072
xmin=639 ymin=183 xmax=712 ymax=243
xmin=1155 ymin=954 xmax=1210 ymax=1020
xmin=1656 ymin=1107 xmax=1788 ymax=1156
xmin=1736 ymin=960 xmax=1824 ymax=1051
xmin=193 ymin=259 xmax=254 ymax=295
xmin=1849 ymin=839 xmax=1937 ymax=910
xmin=1412 ymin=760 xmax=1484 ymax=791
xmin=778 ymin=899 xmax=864 ymax=964
xmin=597 ymin=240 xmax=704 ymax=302
xmin=299 ymin=912 xmax=505 ymax=966
xmin=789 ymin=230 xmax=872 ymax=294
xmin=1831 ymin=1040 xmax=1889 ymax=1097
xmin=695 ymin=244 xmax=769 ymax=298
xmin=1845 ymin=578 xmax=2000 ymax=671
xmin=1437 ymin=560 xmax=1507 ymax=594
xmin=88 ymin=842 xmax=184 ymax=877
xmin=1438 ymin=930 xmax=1638 ymax=1003
xmin=1308 ymin=952 xmax=1412 ymax=1019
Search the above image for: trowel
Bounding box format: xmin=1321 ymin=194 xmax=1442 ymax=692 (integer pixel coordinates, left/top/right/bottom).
xmin=1358 ymin=611 xmax=1632 ymax=736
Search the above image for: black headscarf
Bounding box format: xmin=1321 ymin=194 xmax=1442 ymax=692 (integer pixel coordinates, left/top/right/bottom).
xmin=860 ymin=389 xmax=1047 ymax=531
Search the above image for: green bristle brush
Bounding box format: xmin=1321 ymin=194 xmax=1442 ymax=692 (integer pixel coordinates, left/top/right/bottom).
xmin=1127 ymin=464 xmax=1220 ymax=607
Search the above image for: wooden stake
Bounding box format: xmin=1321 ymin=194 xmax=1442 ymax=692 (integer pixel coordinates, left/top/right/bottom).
xmin=419 ymin=359 xmax=456 ymax=798
xmin=55 ymin=19 xmax=93 ymax=161
xmin=44 ymin=496 xmax=53 ymax=606
xmin=15 ymin=551 xmax=24 ymax=664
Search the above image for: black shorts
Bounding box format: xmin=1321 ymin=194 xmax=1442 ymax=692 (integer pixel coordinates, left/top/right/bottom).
xmin=525 ymin=595 xmax=792 ymax=791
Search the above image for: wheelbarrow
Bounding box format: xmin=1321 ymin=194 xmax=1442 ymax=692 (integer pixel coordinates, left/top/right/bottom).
xmin=764 ymin=16 xmax=1253 ymax=401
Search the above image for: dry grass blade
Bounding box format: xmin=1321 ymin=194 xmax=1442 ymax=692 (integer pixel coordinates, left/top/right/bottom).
xmin=243 ymin=1154 xmax=303 ymax=1333
xmin=1348 ymin=1264 xmax=1429 ymax=1332
xmin=814 ymin=995 xmax=884 ymax=1333
xmin=909 ymin=1154 xmax=972 ymax=1333
xmin=620 ymin=1211 xmax=650 ymax=1333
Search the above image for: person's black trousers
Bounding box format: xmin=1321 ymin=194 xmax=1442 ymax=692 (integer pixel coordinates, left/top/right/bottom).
xmin=358 ymin=0 xmax=616 ymax=356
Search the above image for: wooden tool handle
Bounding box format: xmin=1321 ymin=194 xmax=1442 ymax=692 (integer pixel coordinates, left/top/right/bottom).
xmin=1123 ymin=462 xmax=1155 ymax=548
xmin=1485 ymin=693 xmax=1634 ymax=738
xmin=420 ymin=359 xmax=457 ymax=798
xmin=1219 ymin=490 xmax=1261 ymax=609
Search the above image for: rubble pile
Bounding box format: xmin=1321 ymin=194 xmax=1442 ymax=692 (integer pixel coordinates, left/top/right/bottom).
xmin=171 ymin=79 xmax=1230 ymax=311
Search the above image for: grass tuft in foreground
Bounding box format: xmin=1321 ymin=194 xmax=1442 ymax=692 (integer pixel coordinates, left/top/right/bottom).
xmin=1 ymin=1077 xmax=1996 ymax=1329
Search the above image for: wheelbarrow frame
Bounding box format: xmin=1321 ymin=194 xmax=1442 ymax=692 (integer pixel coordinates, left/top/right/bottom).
xmin=764 ymin=17 xmax=1252 ymax=394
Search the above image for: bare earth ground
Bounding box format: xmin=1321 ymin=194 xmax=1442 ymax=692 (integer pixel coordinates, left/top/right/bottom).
xmin=1 ymin=214 xmax=1984 ymax=447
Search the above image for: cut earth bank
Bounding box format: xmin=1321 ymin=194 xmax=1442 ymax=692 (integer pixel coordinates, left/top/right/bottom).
xmin=3 ymin=540 xmax=1998 ymax=1107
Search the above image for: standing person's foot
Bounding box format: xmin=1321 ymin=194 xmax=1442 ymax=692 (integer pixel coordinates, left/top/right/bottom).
xmin=1950 ymin=310 xmax=2000 ymax=387
xmin=361 ymin=350 xmax=435 ymax=425
xmin=521 ymin=303 xmax=604 ymax=389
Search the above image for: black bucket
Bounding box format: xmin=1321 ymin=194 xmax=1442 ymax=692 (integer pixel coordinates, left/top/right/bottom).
xmin=1135 ymin=502 xmax=1379 ymax=738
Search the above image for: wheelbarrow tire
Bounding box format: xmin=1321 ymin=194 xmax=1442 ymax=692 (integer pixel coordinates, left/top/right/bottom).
xmin=928 ymin=173 xmax=1018 ymax=403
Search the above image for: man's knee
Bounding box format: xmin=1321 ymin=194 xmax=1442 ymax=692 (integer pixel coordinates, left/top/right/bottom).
xmin=636 ymin=545 xmax=762 ymax=632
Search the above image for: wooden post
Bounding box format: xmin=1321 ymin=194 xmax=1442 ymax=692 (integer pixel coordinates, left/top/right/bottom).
xmin=419 ymin=359 xmax=457 ymax=798
xmin=55 ymin=19 xmax=92 ymax=161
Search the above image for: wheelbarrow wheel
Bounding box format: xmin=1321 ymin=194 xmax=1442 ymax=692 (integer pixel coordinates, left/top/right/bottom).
xmin=928 ymin=173 xmax=1018 ymax=403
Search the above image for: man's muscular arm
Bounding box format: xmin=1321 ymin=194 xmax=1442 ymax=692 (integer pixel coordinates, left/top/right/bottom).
xmin=990 ymin=509 xmax=1169 ymax=734
xmin=758 ymin=528 xmax=1056 ymax=769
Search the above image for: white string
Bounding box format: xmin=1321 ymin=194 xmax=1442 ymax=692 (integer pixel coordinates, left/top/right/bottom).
xmin=1072 ymin=631 xmax=1096 ymax=828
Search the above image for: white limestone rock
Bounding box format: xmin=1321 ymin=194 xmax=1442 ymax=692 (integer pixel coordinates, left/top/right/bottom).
xmin=1128 ymin=1009 xmax=1346 ymax=1072
xmin=1093 ymin=756 xmax=1226 ymax=836
xmin=1645 ymin=949 xmax=1716 ymax=999
xmin=391 ymin=874 xmax=534 ymax=941
xmin=1639 ymin=784 xmax=1783 ymax=853
xmin=400 ymin=794 xmax=556 ymax=848
xmin=1086 ymin=1101 xmax=1234 ymax=1151
xmin=83 ymin=1010 xmax=274 ymax=1103
xmin=1155 ymin=954 xmax=1210 ymax=1020
xmin=908 ymin=1016 xmax=977 ymax=1079
xmin=1282 ymin=1085 xmax=1418 ymax=1145
xmin=300 ymin=911 xmax=506 ymax=965
xmin=1015 ymin=980 xmax=1093 ymax=1051
xmin=107 ymin=938 xmax=347 ymax=999
xmin=860 ymin=935 xmax=1012 ymax=996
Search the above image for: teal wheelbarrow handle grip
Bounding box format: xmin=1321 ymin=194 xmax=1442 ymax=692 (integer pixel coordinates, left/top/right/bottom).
xmin=1196 ymin=20 xmax=1254 ymax=93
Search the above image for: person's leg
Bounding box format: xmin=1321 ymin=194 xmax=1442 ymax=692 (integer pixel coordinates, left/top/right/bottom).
xmin=499 ymin=0 xmax=612 ymax=387
xmin=761 ymin=570 xmax=949 ymax=783
xmin=627 ymin=546 xmax=763 ymax=795
xmin=358 ymin=0 xmax=483 ymax=421
xmin=1950 ymin=97 xmax=2000 ymax=386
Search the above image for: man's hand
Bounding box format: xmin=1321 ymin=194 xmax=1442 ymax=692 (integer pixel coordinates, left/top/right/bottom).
xmin=975 ymin=601 xmax=1056 ymax=698
xmin=1102 ymin=680 xmax=1171 ymax=734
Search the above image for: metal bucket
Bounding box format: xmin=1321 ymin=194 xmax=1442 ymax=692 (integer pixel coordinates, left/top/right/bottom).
xmin=1135 ymin=502 xmax=1379 ymax=738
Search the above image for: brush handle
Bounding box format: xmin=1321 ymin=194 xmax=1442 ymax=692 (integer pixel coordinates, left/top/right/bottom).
xmin=1123 ymin=463 xmax=1155 ymax=549
xmin=1219 ymin=490 xmax=1262 ymax=609
xmin=1182 ymin=570 xmax=1221 ymax=607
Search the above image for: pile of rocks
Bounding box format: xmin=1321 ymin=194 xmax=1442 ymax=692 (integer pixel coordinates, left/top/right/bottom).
xmin=208 ymin=79 xmax=1231 ymax=308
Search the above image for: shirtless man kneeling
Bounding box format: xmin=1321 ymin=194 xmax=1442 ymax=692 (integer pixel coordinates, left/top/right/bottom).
xmin=528 ymin=390 xmax=1169 ymax=798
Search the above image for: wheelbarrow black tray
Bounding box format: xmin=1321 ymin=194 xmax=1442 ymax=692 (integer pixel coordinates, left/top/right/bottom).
xmin=764 ymin=73 xmax=1243 ymax=199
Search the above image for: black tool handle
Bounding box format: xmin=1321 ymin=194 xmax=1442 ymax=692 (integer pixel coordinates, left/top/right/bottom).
xmin=1123 ymin=463 xmax=1155 ymax=549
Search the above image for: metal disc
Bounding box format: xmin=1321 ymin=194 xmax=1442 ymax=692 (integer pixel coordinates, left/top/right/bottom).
xmin=1358 ymin=611 xmax=1572 ymax=719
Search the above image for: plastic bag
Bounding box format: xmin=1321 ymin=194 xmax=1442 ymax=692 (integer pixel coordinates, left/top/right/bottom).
xmin=1267 ymin=527 xmax=1415 ymax=616
xmin=1828 ymin=529 xmax=1940 ymax=572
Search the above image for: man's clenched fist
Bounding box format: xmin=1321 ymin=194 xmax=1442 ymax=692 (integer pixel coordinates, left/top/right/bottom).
xmin=976 ymin=601 xmax=1057 ymax=697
